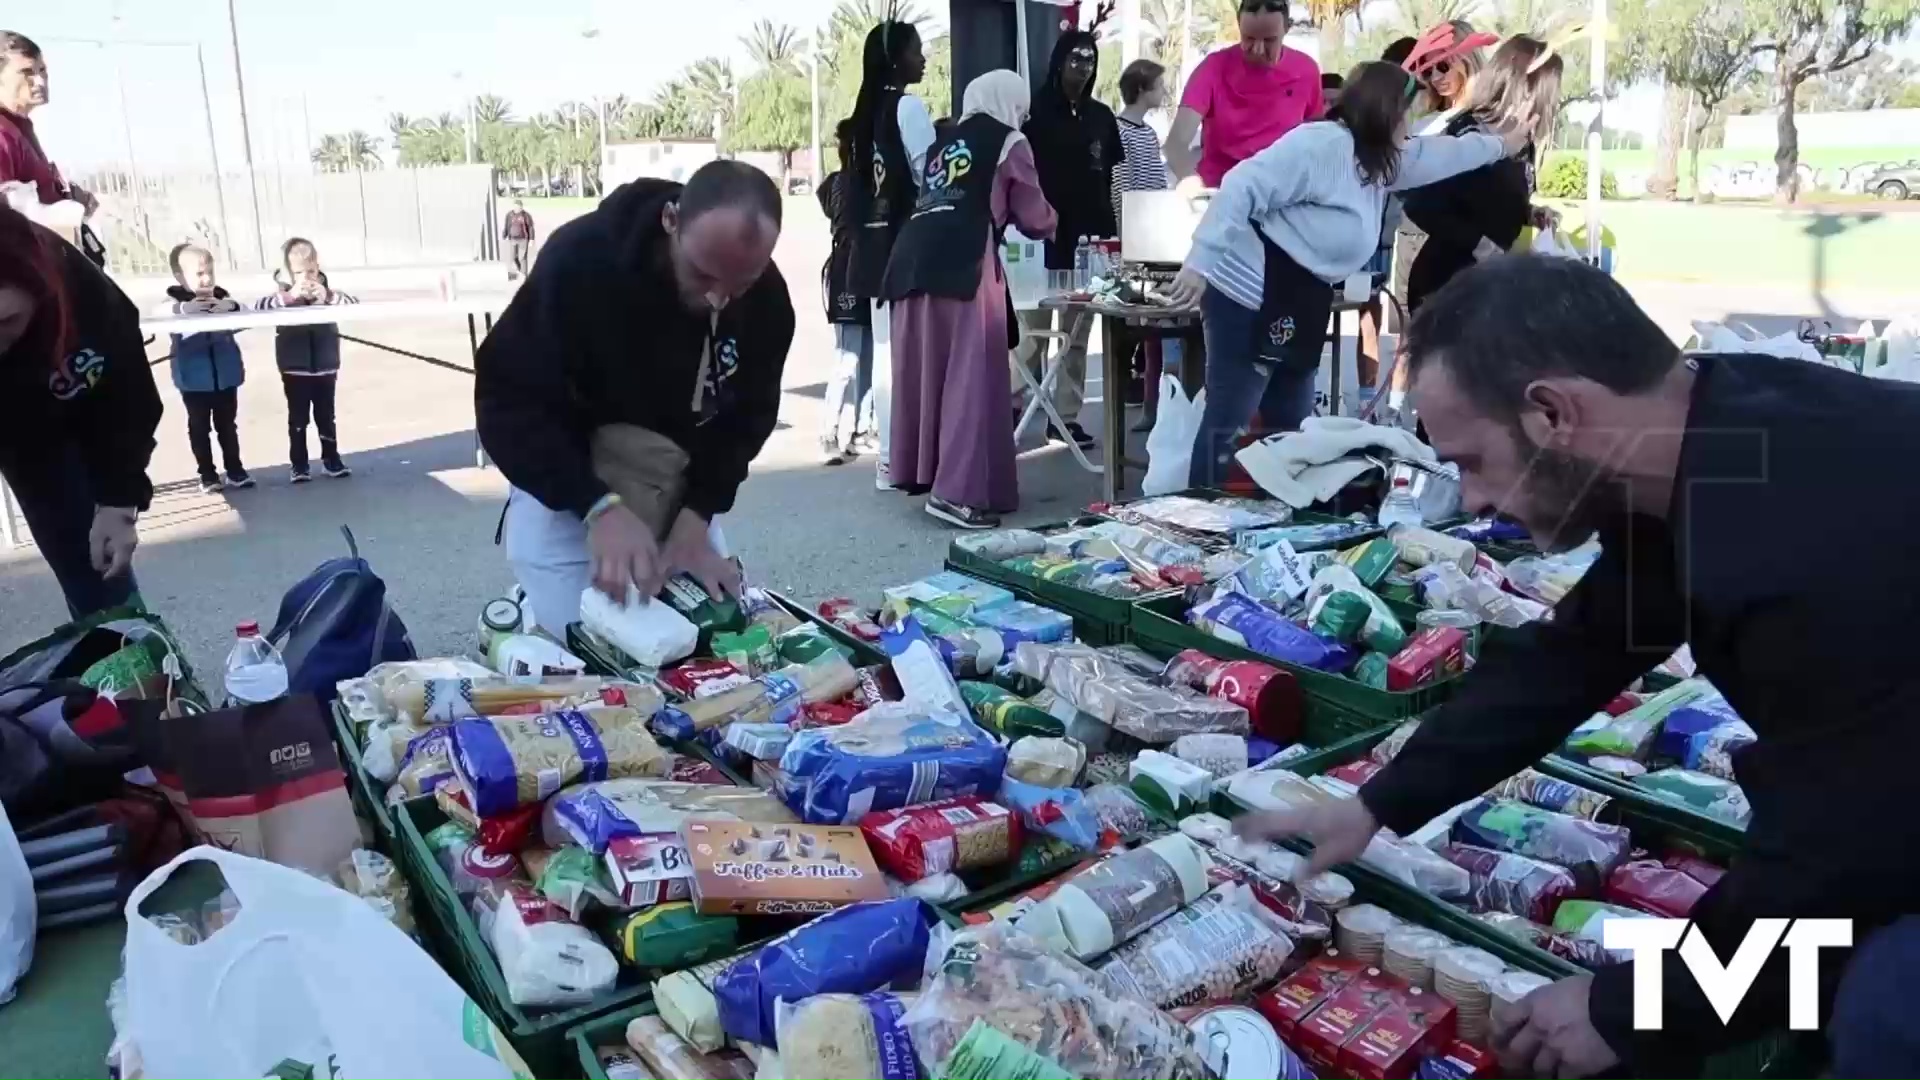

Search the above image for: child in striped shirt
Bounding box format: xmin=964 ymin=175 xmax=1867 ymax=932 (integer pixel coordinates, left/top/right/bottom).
xmin=1110 ymin=59 xmax=1174 ymax=225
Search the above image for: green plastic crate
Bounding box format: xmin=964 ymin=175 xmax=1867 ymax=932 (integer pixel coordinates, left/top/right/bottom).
xmin=764 ymin=589 xmax=887 ymax=666
xmin=568 ymin=1001 xmax=660 ymax=1080
xmin=1213 ymin=736 xmax=1813 ymax=1078
xmin=945 ymin=517 xmax=1170 ymax=646
xmin=329 ymin=697 xmax=398 ymax=843
xmin=1129 ymin=593 xmax=1461 ymax=721
xmin=394 ymin=798 xmax=652 ymax=1078
xmin=1537 ymin=754 xmax=1746 ymax=853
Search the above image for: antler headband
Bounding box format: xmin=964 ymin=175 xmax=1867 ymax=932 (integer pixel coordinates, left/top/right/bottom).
xmin=1088 ymin=1 xmax=1118 ymax=36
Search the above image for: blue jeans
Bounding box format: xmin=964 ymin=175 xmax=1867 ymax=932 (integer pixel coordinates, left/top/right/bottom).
xmin=0 ymin=440 xmax=139 ymax=619
xmin=1829 ymin=915 xmax=1920 ymax=1077
xmin=824 ymin=322 xmax=875 ymax=450
xmin=1187 ymin=286 xmax=1318 ymax=489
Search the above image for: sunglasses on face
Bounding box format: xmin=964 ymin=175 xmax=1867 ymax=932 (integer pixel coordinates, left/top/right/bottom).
xmin=1425 ymin=59 xmax=1454 ymax=79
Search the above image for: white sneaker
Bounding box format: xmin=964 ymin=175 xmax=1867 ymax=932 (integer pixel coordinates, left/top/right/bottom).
xmin=875 ymin=460 xmax=892 ymax=491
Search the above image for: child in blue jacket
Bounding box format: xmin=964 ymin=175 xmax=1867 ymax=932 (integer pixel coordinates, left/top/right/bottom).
xmin=157 ymin=242 xmax=250 ymax=493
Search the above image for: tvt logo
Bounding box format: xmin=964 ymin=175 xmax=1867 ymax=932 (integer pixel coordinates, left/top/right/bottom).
xmin=925 ymin=141 xmax=974 ymax=192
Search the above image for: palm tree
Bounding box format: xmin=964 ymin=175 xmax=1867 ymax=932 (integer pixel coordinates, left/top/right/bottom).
xmin=744 ymin=19 xmax=804 ymax=75
xmin=386 ymin=112 xmax=417 ymax=142
xmin=685 ymin=58 xmax=738 ymax=138
xmin=311 ymin=134 xmax=348 ymax=171
xmin=472 ymin=94 xmax=512 ymax=124
xmin=344 ymin=130 xmax=383 ymax=170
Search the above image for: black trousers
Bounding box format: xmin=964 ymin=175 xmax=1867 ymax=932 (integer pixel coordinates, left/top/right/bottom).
xmin=181 ymin=388 xmax=244 ymax=480
xmin=282 ymin=373 xmax=340 ymax=472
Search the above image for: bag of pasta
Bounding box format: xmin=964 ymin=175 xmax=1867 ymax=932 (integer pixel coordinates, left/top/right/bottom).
xmin=904 ymin=919 xmax=1213 ymax=1080
xmin=449 ymin=707 xmax=670 ymax=817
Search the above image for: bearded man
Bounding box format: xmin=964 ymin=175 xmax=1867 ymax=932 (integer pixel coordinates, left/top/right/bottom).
xmin=1240 ymin=255 xmax=1920 ymax=1078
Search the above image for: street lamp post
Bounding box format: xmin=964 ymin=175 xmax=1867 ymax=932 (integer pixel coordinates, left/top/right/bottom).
xmin=224 ymin=0 xmax=268 ymax=267
xmin=805 ymin=49 xmax=822 ymax=183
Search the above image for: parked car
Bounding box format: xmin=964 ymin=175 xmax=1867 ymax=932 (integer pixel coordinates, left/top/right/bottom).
xmin=1864 ymin=163 xmax=1920 ymax=200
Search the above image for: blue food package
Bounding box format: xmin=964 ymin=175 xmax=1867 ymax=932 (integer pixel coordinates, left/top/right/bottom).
xmin=1656 ymin=687 xmax=1742 ymax=760
xmin=882 ymin=572 xmax=1015 ymax=619
xmin=999 ymin=775 xmax=1104 ymax=850
xmin=779 ymin=703 xmax=1007 ymax=824
xmin=448 ymin=709 xmax=619 ymax=817
xmin=881 ymin=616 xmax=968 ymax=712
xmin=1188 ymin=591 xmax=1356 ymax=673
xmin=714 ymin=897 xmax=933 ymax=1048
xmin=973 ymin=600 xmax=1075 ymax=645
xmin=1445 ymin=517 xmax=1531 ymax=544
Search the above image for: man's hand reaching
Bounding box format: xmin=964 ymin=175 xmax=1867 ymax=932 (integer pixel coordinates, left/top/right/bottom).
xmin=662 ymin=508 xmax=741 ymax=601
xmin=586 ymin=501 xmax=661 ymax=603
xmin=1232 ymin=795 xmax=1380 ymax=877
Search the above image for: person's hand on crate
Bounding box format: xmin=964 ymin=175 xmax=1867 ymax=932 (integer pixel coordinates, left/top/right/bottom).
xmin=1233 ymin=797 xmax=1378 ymax=877
xmin=587 ymin=498 xmax=663 ymax=601
xmin=1492 ymin=973 xmax=1618 ymax=1079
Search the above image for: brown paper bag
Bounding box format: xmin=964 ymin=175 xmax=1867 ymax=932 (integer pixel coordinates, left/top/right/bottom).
xmin=163 ymin=693 xmax=360 ymax=876
xmin=591 ymin=424 xmax=688 ymax=539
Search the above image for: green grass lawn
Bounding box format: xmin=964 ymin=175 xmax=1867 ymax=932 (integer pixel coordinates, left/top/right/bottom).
xmin=1576 ymin=145 xmax=1920 ymax=172
xmin=1543 ymin=198 xmax=1920 ymax=287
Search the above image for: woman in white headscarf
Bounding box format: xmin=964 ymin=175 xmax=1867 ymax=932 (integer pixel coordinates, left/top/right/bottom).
xmin=879 ymin=69 xmax=1057 ymax=529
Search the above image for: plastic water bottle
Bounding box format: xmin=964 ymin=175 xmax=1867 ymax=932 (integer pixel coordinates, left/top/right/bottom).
xmin=224 ymin=620 xmax=289 ymax=706
xmin=1377 ymin=476 xmax=1424 ymax=530
xmin=1073 ymin=237 xmax=1090 ymax=291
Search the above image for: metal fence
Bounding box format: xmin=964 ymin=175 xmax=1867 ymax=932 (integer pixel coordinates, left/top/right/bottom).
xmin=71 ymin=163 xmax=500 ymax=276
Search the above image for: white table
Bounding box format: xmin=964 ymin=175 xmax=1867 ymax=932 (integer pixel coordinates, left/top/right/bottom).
xmin=1 ymin=292 xmax=518 ymax=549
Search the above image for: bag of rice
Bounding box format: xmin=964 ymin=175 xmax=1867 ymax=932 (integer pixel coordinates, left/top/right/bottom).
xmin=469 ymin=879 xmax=619 ymax=1007
xmin=1004 ymin=735 xmax=1085 ymax=788
xmin=774 ymin=992 xmax=920 ymax=1080
xmin=1095 ymin=882 xmax=1294 ymax=1009
xmin=858 ymin=796 xmax=1020 ymax=882
xmin=779 ymin=703 xmax=1007 ymax=825
xmin=1015 ymin=833 xmax=1211 ymax=959
xmin=450 ymin=707 xmax=670 ymax=817
xmin=543 ymin=778 xmax=797 ymax=854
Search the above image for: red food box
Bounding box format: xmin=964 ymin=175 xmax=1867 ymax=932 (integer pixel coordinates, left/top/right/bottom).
xmin=1294 ymin=974 xmax=1404 ymax=1074
xmin=1663 ymin=851 xmax=1726 ymax=889
xmin=1386 ymin=627 xmax=1468 ymax=691
xmin=661 ymin=658 xmax=750 ymax=700
xmin=1607 ymin=860 xmax=1709 ymax=918
xmin=1328 ymin=759 xmax=1384 ymax=787
xmin=1342 ymin=987 xmax=1459 ymax=1080
xmin=1254 ymin=950 xmax=1371 ymax=1038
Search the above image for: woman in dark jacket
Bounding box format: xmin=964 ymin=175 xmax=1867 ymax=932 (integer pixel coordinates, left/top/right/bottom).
xmin=0 ymin=206 xmax=163 ymax=616
xmin=1402 ymin=35 xmax=1563 ymax=313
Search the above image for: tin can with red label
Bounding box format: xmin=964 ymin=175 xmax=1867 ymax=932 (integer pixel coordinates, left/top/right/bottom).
xmin=1169 ymin=651 xmax=1304 ymax=744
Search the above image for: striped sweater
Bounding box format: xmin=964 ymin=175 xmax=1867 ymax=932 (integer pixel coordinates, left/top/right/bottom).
xmin=1110 ymin=115 xmax=1172 ymax=227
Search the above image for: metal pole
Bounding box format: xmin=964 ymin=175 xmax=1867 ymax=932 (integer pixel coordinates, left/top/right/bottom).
xmin=196 ymin=46 xmax=235 ymax=269
xmin=809 ymin=55 xmax=821 ymax=182
xmin=1584 ymin=0 xmax=1607 ymax=261
xmin=597 ymin=98 xmax=609 ymax=196
xmin=1016 ymin=0 xmax=1031 ymax=81
xmin=108 ymin=42 xmax=147 ymax=247
xmin=225 ymin=0 xmax=267 ymax=267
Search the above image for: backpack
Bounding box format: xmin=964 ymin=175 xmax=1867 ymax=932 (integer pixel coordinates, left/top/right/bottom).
xmin=268 ymin=526 xmax=416 ymax=703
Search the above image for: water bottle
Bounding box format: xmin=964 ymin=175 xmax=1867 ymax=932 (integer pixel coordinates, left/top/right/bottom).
xmin=1073 ymin=236 xmax=1090 ymax=291
xmin=224 ymin=620 xmax=289 ymax=706
xmin=1377 ymin=476 xmax=1424 ymax=530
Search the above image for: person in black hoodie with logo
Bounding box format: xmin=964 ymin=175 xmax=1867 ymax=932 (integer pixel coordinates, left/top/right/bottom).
xmin=476 ymin=161 xmax=795 ymax=634
xmin=0 ymin=206 xmax=161 ymax=616
xmin=1015 ymin=29 xmax=1123 ymax=450
xmin=817 ymin=118 xmax=874 ymax=465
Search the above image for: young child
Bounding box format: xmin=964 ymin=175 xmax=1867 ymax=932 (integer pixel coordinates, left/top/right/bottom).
xmin=816 ymin=118 xmax=873 ymax=465
xmin=256 ymin=236 xmax=357 ymax=481
xmin=157 ymin=243 xmax=251 ymax=494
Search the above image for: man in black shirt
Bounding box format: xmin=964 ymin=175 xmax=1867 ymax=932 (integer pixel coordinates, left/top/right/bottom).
xmin=477 ymin=161 xmax=795 ymax=632
xmin=1243 ymin=256 xmax=1919 ymax=1077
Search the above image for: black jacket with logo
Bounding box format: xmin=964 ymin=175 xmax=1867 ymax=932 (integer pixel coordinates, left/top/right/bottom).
xmin=474 ymin=179 xmax=795 ymax=520
xmin=0 ymin=224 xmax=161 ymax=510
xmin=1023 ymin=32 xmax=1122 ymax=269
xmin=880 ymin=114 xmax=1014 ymax=303
xmin=1359 ymin=354 xmax=1920 ymax=1070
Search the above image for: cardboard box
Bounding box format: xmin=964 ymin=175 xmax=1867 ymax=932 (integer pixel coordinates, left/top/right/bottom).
xmin=1387 ymin=627 xmax=1467 ymax=691
xmin=1254 ymin=950 xmax=1370 ymax=1039
xmin=1292 ymin=969 xmax=1404 ymax=1075
xmin=605 ymin=832 xmax=695 ymax=906
xmin=681 ymin=819 xmax=888 ymax=916
xmin=1342 ymin=988 xmax=1459 ymax=1080
xmin=1414 ymin=1038 xmax=1499 ymax=1080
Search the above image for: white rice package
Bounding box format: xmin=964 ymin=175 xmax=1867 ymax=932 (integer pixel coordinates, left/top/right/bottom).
xmin=1014 ymin=833 xmax=1211 ymax=959
xmin=470 ymin=880 xmax=619 ymax=1008
xmin=580 ymin=586 xmax=700 ymax=667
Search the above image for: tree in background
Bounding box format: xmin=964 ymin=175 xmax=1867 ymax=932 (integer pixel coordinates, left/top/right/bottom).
xmin=472 ymin=94 xmax=513 ymax=125
xmin=1750 ymin=0 xmax=1920 ymax=202
xmin=1794 ymin=50 xmax=1920 ymax=109
xmin=1616 ymin=0 xmax=1758 ymax=198
xmin=685 ymin=58 xmax=740 ymax=140
xmin=732 ymin=67 xmax=813 ymax=172
xmin=744 ymin=19 xmax=806 ymax=75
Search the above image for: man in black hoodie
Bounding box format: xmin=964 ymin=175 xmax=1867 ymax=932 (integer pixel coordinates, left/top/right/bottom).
xmin=476 ymin=161 xmax=795 ymax=633
xmin=1014 ymin=31 xmax=1122 ymax=450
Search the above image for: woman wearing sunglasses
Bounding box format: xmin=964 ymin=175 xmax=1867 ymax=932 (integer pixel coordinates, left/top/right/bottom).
xmin=1164 ymin=0 xmax=1324 ymax=190
xmin=1402 ymin=35 xmax=1565 ymax=315
xmin=1390 ymin=21 xmax=1491 ymax=333
xmin=1163 ymin=62 xmax=1526 ymax=489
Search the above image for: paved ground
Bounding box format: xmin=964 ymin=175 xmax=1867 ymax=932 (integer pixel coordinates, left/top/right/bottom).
xmin=5 ymin=197 xmax=1912 ymax=682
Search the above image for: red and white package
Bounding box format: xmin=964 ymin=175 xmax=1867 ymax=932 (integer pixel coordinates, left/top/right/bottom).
xmin=1328 ymin=759 xmax=1385 ymax=787
xmin=661 ymin=658 xmax=751 ymax=700
xmin=819 ymin=599 xmax=883 ymax=642
xmin=604 ymin=832 xmax=694 ymax=906
xmin=858 ymin=796 xmax=1021 ymax=882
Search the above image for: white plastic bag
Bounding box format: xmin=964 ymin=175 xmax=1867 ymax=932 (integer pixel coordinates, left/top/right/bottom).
xmin=1142 ymin=373 xmax=1204 ymax=496
xmin=0 ymin=801 xmax=32 ymax=1005
xmin=579 ymin=585 xmax=699 ymax=667
xmin=1687 ymin=320 xmax=1822 ymax=364
xmin=1531 ymin=227 xmax=1579 ymax=259
xmin=1872 ymin=314 xmax=1920 ymax=382
xmin=123 ymin=846 xmax=529 ymax=1079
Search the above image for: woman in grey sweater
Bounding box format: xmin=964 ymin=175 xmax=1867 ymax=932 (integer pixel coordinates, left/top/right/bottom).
xmin=1164 ymin=60 xmax=1523 ymax=488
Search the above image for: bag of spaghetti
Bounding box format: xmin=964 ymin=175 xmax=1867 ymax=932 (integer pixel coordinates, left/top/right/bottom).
xmin=390 ymin=674 xmax=663 ymax=724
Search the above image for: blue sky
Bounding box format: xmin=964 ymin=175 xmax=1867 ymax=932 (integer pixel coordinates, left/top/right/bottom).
xmin=25 ymin=0 xmax=877 ymax=170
